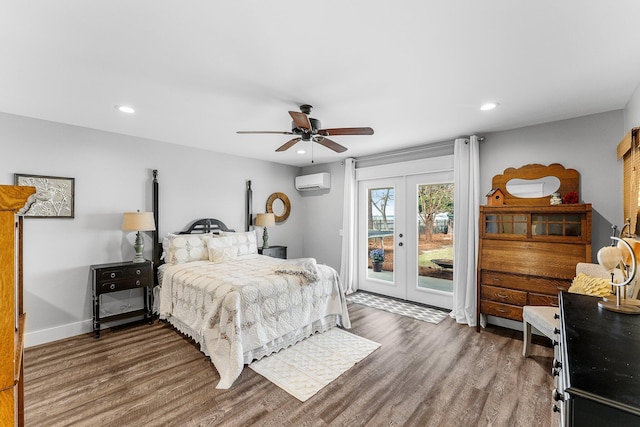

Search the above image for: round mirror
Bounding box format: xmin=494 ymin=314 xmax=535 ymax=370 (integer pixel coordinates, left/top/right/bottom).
xmin=266 ymin=192 xmax=291 ymax=222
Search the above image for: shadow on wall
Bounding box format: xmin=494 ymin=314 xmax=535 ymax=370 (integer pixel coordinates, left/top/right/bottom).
xmin=592 ymin=209 xmax=615 ymax=263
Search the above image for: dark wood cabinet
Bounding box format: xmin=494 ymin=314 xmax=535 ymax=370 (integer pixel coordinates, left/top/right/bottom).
xmin=557 ymin=292 xmax=640 ymax=426
xmin=258 ymin=245 xmax=287 ymax=259
xmin=90 ymin=260 xmax=153 ymax=338
xmin=477 ymin=204 xmax=591 ymax=328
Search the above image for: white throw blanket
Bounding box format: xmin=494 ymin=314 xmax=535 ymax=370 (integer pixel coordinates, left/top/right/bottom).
xmin=157 ymin=254 xmax=350 ymax=389
xmin=275 ymin=257 xmax=320 ymax=283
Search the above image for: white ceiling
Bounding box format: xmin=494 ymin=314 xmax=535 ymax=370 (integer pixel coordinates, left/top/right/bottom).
xmin=2 ymin=1 xmax=640 ymax=167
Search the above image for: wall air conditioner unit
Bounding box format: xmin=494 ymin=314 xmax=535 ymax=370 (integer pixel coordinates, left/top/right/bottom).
xmin=295 ymin=172 xmax=331 ymax=191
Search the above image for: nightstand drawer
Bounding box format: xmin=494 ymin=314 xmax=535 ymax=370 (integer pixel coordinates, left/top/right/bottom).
xmin=98 ymin=276 xmax=149 ymax=294
xmin=100 ymin=269 xmax=124 ymax=281
xmin=258 ymin=245 xmax=287 ymax=259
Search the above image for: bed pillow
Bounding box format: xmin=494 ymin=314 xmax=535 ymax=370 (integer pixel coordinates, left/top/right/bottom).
xmin=203 ymin=236 xmax=238 ymax=263
xmin=221 ymin=231 xmax=258 ymax=255
xmin=162 ymin=233 xmax=210 ymax=264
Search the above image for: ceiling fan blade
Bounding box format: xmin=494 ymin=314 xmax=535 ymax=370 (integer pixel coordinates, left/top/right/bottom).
xmin=276 ymin=137 xmax=301 ymax=152
xmin=289 ymin=111 xmax=312 ymax=130
xmin=237 ymin=131 xmax=294 ymax=135
xmin=315 ymin=137 xmax=347 ymax=153
xmin=318 ymin=127 xmax=374 ymax=136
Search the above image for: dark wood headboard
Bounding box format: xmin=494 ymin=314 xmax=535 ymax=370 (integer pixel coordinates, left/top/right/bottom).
xmin=178 ymin=218 xmax=235 ymax=234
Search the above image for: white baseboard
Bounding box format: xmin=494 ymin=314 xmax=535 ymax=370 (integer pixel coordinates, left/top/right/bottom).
xmin=25 ymin=319 xmax=93 ymax=348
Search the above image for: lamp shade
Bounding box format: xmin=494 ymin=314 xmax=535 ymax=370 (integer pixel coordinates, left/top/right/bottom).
xmin=122 ymin=211 xmax=156 ymax=232
xmin=255 ymin=213 xmax=275 ymax=227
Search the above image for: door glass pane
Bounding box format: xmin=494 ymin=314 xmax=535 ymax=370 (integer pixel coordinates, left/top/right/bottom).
xmin=367 ymin=187 xmax=394 ymax=282
xmin=417 ymin=183 xmax=453 ymax=292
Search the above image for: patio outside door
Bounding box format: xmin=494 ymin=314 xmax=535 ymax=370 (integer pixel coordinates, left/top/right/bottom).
xmin=358 ymin=169 xmax=454 ymax=309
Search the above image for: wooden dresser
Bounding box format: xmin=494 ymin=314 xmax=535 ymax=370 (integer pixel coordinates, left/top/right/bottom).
xmin=0 ymin=185 xmax=35 ymax=426
xmin=476 ymin=203 xmax=591 ymax=328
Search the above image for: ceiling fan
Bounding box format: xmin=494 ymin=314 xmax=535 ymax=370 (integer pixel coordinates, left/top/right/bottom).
xmin=236 ymin=104 xmax=374 ymax=153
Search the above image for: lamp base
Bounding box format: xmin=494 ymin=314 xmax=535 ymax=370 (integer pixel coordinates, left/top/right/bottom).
xmin=133 ymin=231 xmax=146 ymax=263
xmin=598 ymin=299 xmax=640 ymax=314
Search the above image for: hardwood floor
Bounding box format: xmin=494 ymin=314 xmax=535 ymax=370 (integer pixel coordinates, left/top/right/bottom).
xmin=24 ymin=302 xmax=556 ymax=426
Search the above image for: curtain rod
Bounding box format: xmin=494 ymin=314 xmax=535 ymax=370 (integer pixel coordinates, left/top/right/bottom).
xmin=355 ymin=136 xmax=484 ymax=162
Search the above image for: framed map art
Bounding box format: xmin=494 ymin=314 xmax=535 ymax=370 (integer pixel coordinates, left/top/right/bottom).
xmin=14 ymin=173 xmax=75 ymax=218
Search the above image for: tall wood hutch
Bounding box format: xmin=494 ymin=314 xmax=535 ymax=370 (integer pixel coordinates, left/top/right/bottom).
xmin=476 ymin=164 xmax=592 ymax=330
xmin=0 ymin=185 xmax=35 ymax=426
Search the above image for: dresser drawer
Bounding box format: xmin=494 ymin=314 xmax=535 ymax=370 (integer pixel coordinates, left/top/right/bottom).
xmin=480 ymin=300 xmax=523 ymax=321
xmin=529 ymin=292 xmax=560 ymax=307
xmin=480 ymin=270 xmax=570 ymax=295
xmin=126 ymin=265 xmax=150 ymax=277
xmin=481 ymin=285 xmax=527 ymax=305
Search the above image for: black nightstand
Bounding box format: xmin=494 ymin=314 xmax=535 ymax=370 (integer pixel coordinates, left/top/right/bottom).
xmin=258 ymin=245 xmax=287 ymax=259
xmin=90 ymin=260 xmax=153 ymax=338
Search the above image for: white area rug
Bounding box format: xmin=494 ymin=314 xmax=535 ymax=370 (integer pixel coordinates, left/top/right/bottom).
xmin=249 ymin=328 xmax=380 ymax=402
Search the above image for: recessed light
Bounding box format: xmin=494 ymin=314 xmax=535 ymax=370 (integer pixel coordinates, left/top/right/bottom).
xmin=480 ymin=102 xmax=499 ymax=111
xmin=116 ymin=105 xmax=135 ymax=114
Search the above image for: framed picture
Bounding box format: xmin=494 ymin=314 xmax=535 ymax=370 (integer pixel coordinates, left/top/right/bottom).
xmin=14 ymin=173 xmax=75 ymax=218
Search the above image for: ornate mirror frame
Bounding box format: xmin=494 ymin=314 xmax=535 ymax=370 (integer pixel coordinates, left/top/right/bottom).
xmin=491 ymin=163 xmax=580 ymax=206
xmin=266 ymin=192 xmax=291 ymax=222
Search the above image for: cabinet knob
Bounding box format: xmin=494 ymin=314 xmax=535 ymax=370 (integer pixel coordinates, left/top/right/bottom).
xmin=553 ymin=313 xmax=560 ymax=319
xmin=553 ymin=405 xmax=561 ymax=413
xmin=552 ymin=368 xmax=560 ymax=377
xmin=553 ymin=358 xmax=562 ymax=369
xmin=554 ymin=328 xmax=561 ymax=335
xmin=136 ymin=280 xmax=141 ymax=286
xmin=110 ymin=272 xmax=116 ymax=279
xmin=552 ymin=389 xmax=565 ymax=402
xmin=110 ymin=284 xmax=116 ymax=290
xmin=135 ymin=269 xmax=141 ymax=275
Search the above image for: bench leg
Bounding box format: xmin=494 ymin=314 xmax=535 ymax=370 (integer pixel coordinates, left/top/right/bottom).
xmin=523 ymin=320 xmax=532 ymax=357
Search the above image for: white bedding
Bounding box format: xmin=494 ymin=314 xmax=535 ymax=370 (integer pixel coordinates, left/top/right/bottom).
xmin=157 ymin=254 xmax=351 ymax=388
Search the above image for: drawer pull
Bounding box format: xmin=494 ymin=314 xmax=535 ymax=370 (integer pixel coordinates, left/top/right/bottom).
xmin=136 ymin=280 xmax=141 ymax=286
xmin=492 ymin=277 xmax=501 ymax=283
xmin=110 ymin=284 xmax=116 ymax=290
xmin=110 ymin=272 xmax=116 ymax=279
xmin=135 ymin=269 xmax=141 ymax=275
xmin=553 ymin=405 xmax=561 ymax=413
xmin=496 ymin=293 xmax=508 ymax=299
xmin=497 ymin=308 xmax=507 ymax=313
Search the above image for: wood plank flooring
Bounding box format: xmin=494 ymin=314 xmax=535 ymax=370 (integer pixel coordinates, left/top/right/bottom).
xmin=23 ymin=301 xmax=557 ymax=426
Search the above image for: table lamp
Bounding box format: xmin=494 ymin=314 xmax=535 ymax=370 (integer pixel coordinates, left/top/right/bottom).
xmin=122 ymin=211 xmax=156 ymax=262
xmin=255 ymin=213 xmax=275 ymax=249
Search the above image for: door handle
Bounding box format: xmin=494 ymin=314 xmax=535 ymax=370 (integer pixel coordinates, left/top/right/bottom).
xmin=398 ymin=233 xmax=403 ymax=238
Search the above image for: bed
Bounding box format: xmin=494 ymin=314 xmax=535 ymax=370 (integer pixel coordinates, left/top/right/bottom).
xmin=151 ymin=175 xmax=350 ymax=389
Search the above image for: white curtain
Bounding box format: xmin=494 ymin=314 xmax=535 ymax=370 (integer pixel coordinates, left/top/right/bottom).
xmin=450 ymin=136 xmax=480 ymax=326
xmin=340 ymin=158 xmax=357 ymax=294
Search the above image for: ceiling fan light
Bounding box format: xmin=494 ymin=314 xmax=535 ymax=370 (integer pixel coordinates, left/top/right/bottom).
xmin=297 ymin=149 xmax=306 ymax=154
xmin=480 ymin=102 xmax=499 ymax=111
xmin=116 ymin=105 xmax=135 ymax=114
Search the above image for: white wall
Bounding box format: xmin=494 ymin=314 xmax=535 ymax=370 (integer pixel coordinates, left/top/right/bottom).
xmin=481 ymin=110 xmax=624 ymax=260
xmin=624 ymin=81 xmax=640 ymax=130
xmin=0 ymin=112 xmax=302 ymax=346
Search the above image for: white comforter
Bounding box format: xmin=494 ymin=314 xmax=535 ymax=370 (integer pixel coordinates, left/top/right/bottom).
xmin=157 ymin=254 xmax=351 ymax=388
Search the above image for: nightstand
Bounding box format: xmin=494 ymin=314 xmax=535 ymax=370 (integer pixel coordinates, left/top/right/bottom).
xmin=258 ymin=245 xmax=287 ymax=259
xmin=90 ymin=260 xmax=153 ymax=338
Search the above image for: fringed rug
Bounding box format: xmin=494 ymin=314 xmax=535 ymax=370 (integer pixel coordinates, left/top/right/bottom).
xmin=347 ymin=291 xmax=448 ymax=324
xmin=248 ymin=328 xmax=380 ymax=402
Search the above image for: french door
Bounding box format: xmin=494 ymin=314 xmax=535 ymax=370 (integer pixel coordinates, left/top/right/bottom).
xmin=357 ymin=160 xmax=454 ymax=309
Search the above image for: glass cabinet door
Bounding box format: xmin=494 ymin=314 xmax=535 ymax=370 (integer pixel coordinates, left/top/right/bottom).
xmin=485 ymin=214 xmax=528 ymax=235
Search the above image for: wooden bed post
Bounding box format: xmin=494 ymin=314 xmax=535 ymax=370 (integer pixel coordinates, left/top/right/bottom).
xmin=246 ymin=180 xmax=252 ymax=232
xmin=152 ymin=169 xmax=160 ymax=284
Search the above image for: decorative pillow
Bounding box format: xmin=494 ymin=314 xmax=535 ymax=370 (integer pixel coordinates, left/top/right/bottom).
xmin=162 ymin=233 xmax=210 ymax=264
xmin=221 ymin=231 xmax=258 ymax=255
xmin=569 ymin=273 xmax=613 ymax=297
xmin=203 ymin=236 xmax=238 ymax=263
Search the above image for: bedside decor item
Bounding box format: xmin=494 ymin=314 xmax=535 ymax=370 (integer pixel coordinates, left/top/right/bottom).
xmin=255 ymin=212 xmax=275 ymax=249
xmin=14 ymin=173 xmax=75 ymax=218
xmin=266 ymin=192 xmax=291 ymax=222
xmin=550 ymin=192 xmax=562 ymax=205
xmin=596 ymin=223 xmax=639 ymax=314
xmin=370 ymin=248 xmax=384 ymax=272
xmin=122 ymin=211 xmax=156 ymax=262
